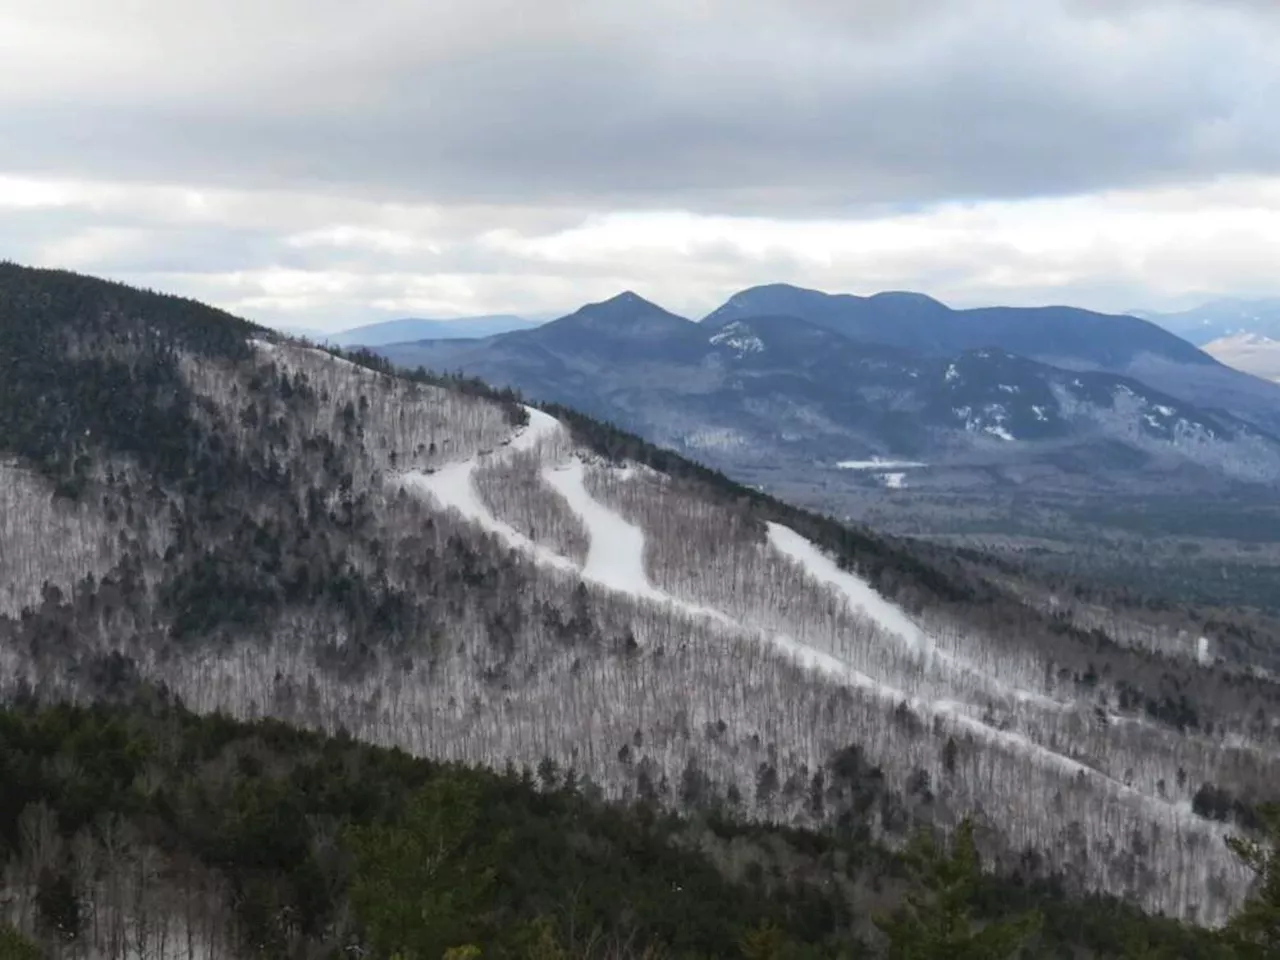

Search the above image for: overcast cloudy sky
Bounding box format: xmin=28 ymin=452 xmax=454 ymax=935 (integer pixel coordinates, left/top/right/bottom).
xmin=2 ymin=0 xmax=1279 ymax=331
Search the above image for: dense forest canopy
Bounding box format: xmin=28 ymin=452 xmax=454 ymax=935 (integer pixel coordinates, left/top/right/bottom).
xmin=0 ymin=698 xmax=1265 ymax=959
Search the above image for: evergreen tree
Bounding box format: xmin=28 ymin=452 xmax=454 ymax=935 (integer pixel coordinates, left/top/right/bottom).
xmin=874 ymin=819 xmax=1041 ymax=960
xmin=346 ymin=775 xmax=501 ymax=959
xmin=1221 ymin=803 xmax=1280 ymax=958
xmin=0 ymin=925 xmax=43 ymax=960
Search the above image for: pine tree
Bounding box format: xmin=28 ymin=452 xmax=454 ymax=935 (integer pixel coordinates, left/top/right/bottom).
xmin=0 ymin=925 xmax=43 ymax=960
xmin=1220 ymin=803 xmax=1280 ymax=958
xmin=874 ymin=819 xmax=1041 ymax=960
xmin=346 ymin=775 xmax=501 ymax=959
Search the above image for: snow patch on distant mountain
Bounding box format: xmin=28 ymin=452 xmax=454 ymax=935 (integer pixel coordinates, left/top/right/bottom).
xmin=709 ymin=321 xmax=766 ymax=357
xmin=955 ymin=404 xmax=1016 ymax=441
xmin=681 ymin=426 xmax=751 ymax=451
xmin=837 ymin=458 xmax=927 ymax=470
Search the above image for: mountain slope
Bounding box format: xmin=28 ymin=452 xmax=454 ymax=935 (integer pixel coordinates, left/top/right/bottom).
xmin=328 ymin=313 xmax=539 ymax=346
xmin=1203 ymin=332 xmax=1280 ymax=382
xmin=2 ymin=263 xmax=1279 ymax=933
xmin=706 ymin=284 xmax=1280 ymax=436
xmin=706 ymin=283 xmax=1212 ymax=368
xmin=378 ymin=301 xmax=1280 ymax=495
xmin=1 ymin=700 xmax=1234 ymax=960
xmin=1138 ymin=297 xmax=1280 ymax=346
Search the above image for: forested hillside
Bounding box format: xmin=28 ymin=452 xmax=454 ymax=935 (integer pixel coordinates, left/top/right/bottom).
xmin=1 ymin=263 xmax=1279 ymax=957
xmin=3 ymin=698 xmax=1265 ymax=959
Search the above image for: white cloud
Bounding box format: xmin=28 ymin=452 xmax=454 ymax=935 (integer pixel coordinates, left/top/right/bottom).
xmin=3 ymin=0 xmax=1279 ymax=327
xmin=4 ymin=170 xmax=1279 ymax=329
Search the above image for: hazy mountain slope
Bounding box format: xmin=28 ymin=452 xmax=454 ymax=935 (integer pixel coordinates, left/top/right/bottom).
xmin=707 ymin=284 xmax=1280 ymax=436
xmin=328 ymin=313 xmax=539 ymax=346
xmin=378 ymin=299 xmax=1280 ymax=494
xmin=1203 ymin=332 xmax=1280 ymax=382
xmin=1138 ymin=298 xmax=1280 ymax=346
xmin=706 ymin=283 xmax=1212 ymax=368
xmin=2 ymin=264 xmax=1279 ymax=929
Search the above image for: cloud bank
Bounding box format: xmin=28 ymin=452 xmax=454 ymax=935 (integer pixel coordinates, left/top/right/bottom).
xmin=2 ymin=0 xmax=1278 ymax=328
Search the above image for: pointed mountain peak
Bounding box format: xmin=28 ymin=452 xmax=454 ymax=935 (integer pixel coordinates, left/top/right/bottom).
xmin=561 ymin=290 xmax=690 ymax=330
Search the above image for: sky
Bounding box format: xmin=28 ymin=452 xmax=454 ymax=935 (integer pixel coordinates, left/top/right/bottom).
xmin=2 ymin=0 xmax=1279 ymax=332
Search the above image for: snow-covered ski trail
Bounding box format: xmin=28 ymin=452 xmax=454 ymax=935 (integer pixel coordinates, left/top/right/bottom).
xmin=397 ymin=406 xmax=577 ymax=574
xmin=767 ymin=521 xmax=1065 ymax=711
xmin=542 ymin=459 xmax=732 ymax=624
xmin=400 ymin=414 xmax=1212 ymax=836
xmin=767 ymin=522 xmax=926 ymax=650
xmin=400 ymin=410 xmax=726 ymax=622
xmin=541 ymin=460 xmax=661 ymax=600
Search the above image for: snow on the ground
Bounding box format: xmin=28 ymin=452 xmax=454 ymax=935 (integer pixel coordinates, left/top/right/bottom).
xmin=511 ymin=407 xmax=561 ymax=452
xmin=1197 ymin=635 xmax=1213 ymax=667
xmin=542 ymin=459 xmax=731 ymax=625
xmin=837 ymin=458 xmax=927 ymax=470
xmin=767 ymin=521 xmax=1066 ymax=711
xmin=399 ymin=410 xmax=1206 ymax=834
xmin=397 ymin=407 xmax=577 ymax=574
xmin=401 ymin=407 xmax=725 ymax=623
xmin=879 ymin=472 xmax=906 ymax=489
xmin=542 ymin=459 xmax=666 ymax=602
xmin=767 ymin=522 xmax=928 ymax=652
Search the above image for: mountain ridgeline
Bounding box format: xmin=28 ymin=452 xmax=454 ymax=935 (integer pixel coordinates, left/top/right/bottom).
xmin=375 ymin=286 xmax=1280 ymax=492
xmin=372 ymin=285 xmax=1280 ymax=614
xmin=2 ymin=263 xmax=1279 ymax=957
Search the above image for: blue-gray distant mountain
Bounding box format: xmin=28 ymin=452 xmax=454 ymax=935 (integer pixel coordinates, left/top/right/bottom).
xmin=1135 ymin=297 xmax=1280 ymax=346
xmin=373 ymin=290 xmax=1280 ymax=496
xmin=707 ymin=284 xmax=1210 ymax=367
xmin=328 ymin=314 xmax=539 ymax=347
xmin=705 ymin=284 xmax=1280 ymax=437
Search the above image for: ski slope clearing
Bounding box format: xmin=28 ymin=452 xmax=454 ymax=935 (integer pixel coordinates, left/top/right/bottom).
xmin=402 ymin=409 xmax=726 ymax=623
xmin=767 ymin=522 xmax=1065 ymax=711
xmin=767 ymin=522 xmax=926 ymax=651
xmin=542 ymin=460 xmax=664 ymax=601
xmin=543 ymin=460 xmax=732 ymax=625
xmin=397 ymin=407 xmax=577 ymax=574
xmin=512 ymin=407 xmax=562 ymax=452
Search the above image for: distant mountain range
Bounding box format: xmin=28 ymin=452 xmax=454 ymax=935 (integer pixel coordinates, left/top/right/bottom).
xmin=1135 ymin=297 xmax=1280 ymax=346
xmin=371 ymin=286 xmax=1280 ymax=498
xmin=320 ymin=314 xmax=541 ymax=347
xmin=1202 ymin=332 xmax=1280 ymax=382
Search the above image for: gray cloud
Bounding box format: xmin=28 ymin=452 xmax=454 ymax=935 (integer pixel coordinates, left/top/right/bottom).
xmin=2 ymin=0 xmax=1278 ymax=213
xmin=4 ymin=0 xmax=1280 ymax=327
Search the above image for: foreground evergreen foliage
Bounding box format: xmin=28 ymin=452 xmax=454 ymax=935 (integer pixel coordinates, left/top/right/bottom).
xmin=0 ymin=700 xmax=1258 ymax=959
xmin=1220 ymin=805 xmax=1280 ymax=958
xmin=874 ymin=820 xmax=1042 ymax=959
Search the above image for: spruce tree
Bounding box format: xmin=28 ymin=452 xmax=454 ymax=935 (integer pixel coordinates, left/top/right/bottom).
xmin=1221 ymin=803 xmax=1280 ymax=958
xmin=874 ymin=819 xmax=1041 ymax=960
